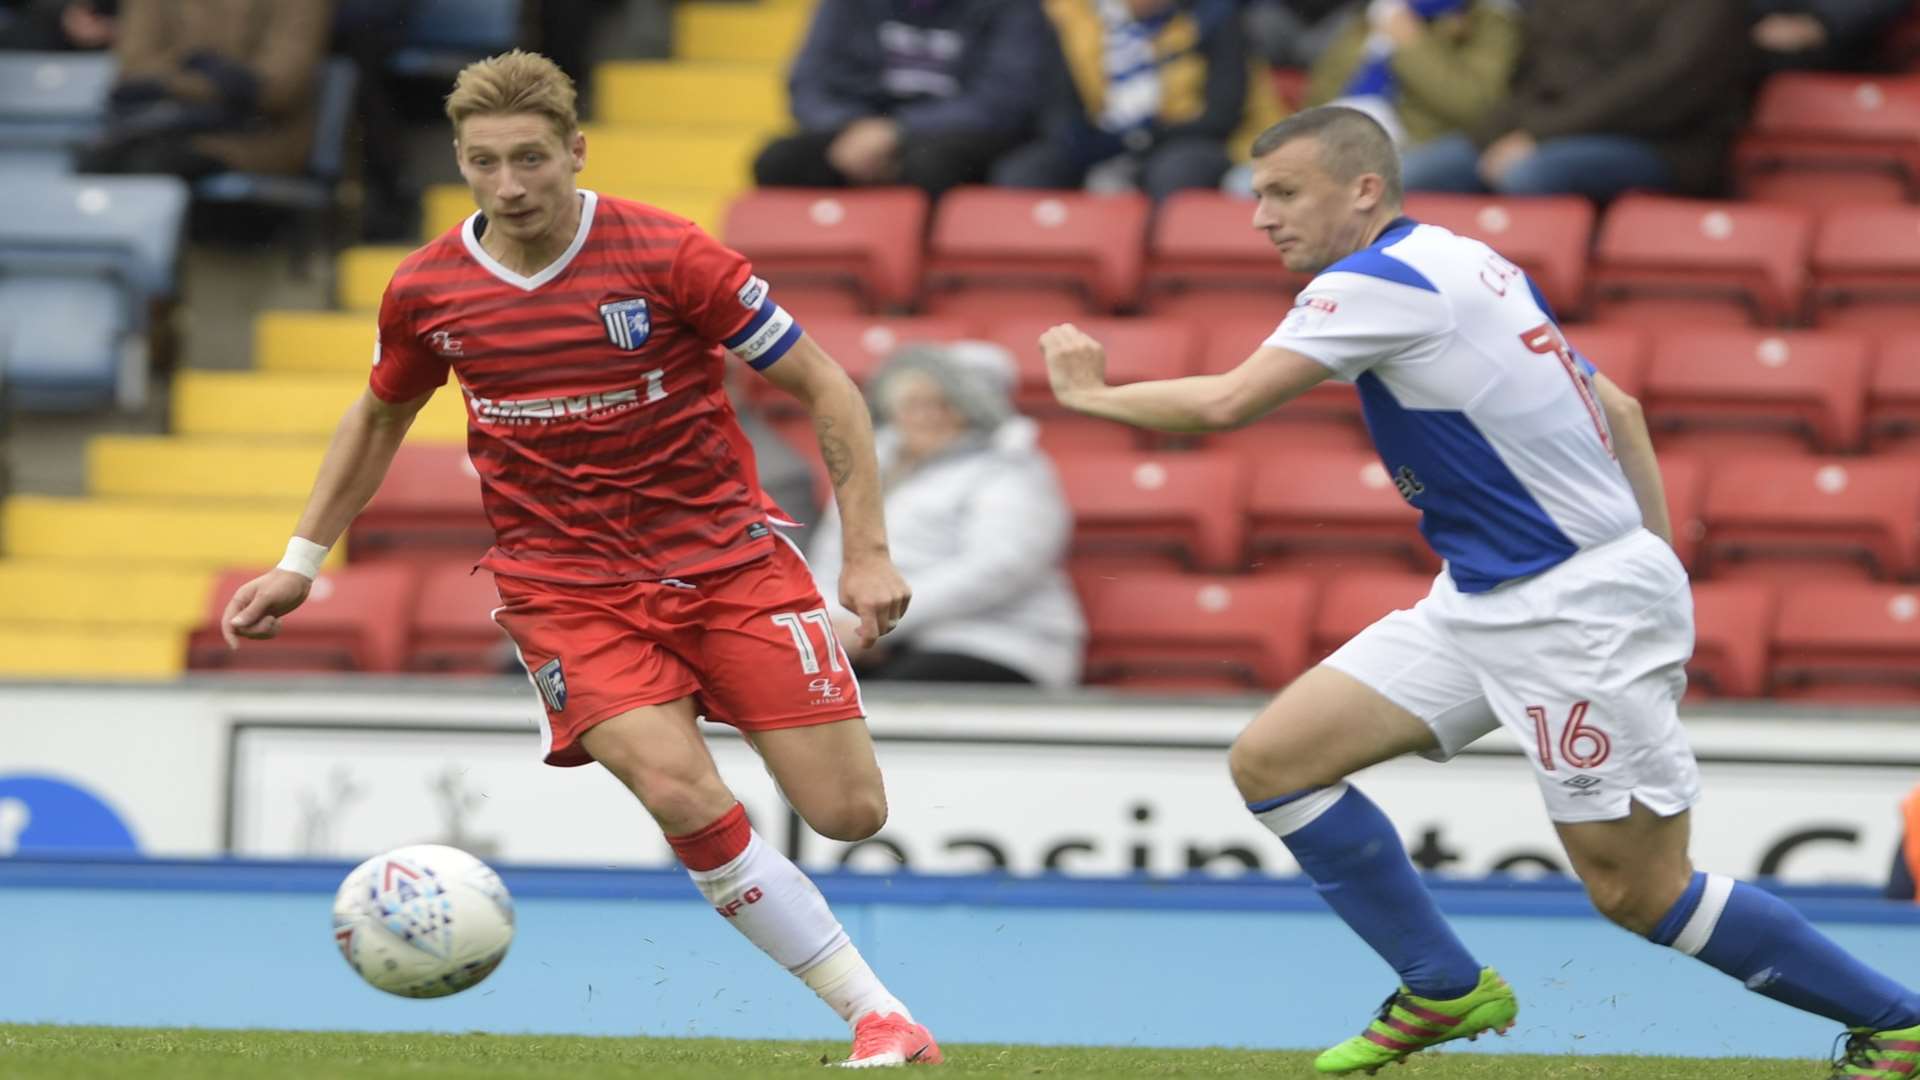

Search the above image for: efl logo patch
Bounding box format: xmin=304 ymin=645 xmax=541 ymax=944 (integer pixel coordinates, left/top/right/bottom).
xmin=599 ymin=297 xmax=651 ymax=350
xmin=737 ymin=275 xmax=768 ymax=310
xmin=533 ymin=657 xmax=567 ymax=712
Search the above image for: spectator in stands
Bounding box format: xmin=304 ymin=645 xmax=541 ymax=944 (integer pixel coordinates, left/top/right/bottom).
xmin=752 ymin=0 xmax=1054 ymax=199
xmin=0 ymin=0 xmax=115 ymax=51
xmin=1750 ymin=0 xmax=1912 ymax=73
xmin=333 ymin=0 xmax=417 ymax=241
xmin=1891 ymin=782 xmax=1919 ymax=903
xmin=75 ymin=0 xmax=333 ymax=180
xmin=807 ymin=342 xmax=1085 ymax=687
xmin=1399 ymin=0 xmax=1749 ymax=201
xmin=993 ymin=0 xmax=1248 ymax=201
xmin=1304 ymin=1 xmax=1519 ymax=154
xmin=1244 ymin=0 xmax=1361 ymax=69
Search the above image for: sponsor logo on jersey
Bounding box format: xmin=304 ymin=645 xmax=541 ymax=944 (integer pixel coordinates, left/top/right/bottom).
xmin=1280 ymin=293 xmax=1338 ymax=334
xmin=599 ymin=297 xmax=651 ymax=350
xmin=467 ymin=386 xmax=643 ymax=423
xmin=532 ymin=657 xmax=567 ymax=712
xmin=736 ymin=275 xmax=769 ymax=310
xmin=427 ymin=329 xmax=464 ymax=355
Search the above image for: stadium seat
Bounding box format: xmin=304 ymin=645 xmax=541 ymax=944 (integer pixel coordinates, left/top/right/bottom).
xmin=796 ymin=315 xmax=977 ymax=388
xmin=1194 ymin=313 xmax=1370 ymax=454
xmin=0 ymin=562 xmax=211 ymax=629
xmin=407 ymin=563 xmax=508 ymax=673
xmin=1589 ymin=195 xmax=1813 ymax=326
xmin=1808 ymin=205 xmax=1920 ymax=332
xmin=1734 ymin=73 xmax=1920 ymax=206
xmin=336 ymin=246 xmax=410 ymax=310
xmin=0 ymin=626 xmax=182 ymax=679
xmin=195 ymin=58 xmax=357 ymax=267
xmin=0 ymin=51 xmax=114 ymax=151
xmin=1031 ymin=414 xmax=1145 ymax=456
xmin=1141 ymin=189 xmax=1310 ymax=317
xmin=387 ymin=0 xmax=521 ymax=78
xmin=923 ymin=187 xmax=1151 ymax=316
xmin=1 ymin=495 xmax=340 ymax=570
xmin=352 ymin=444 xmax=490 ymax=562
xmin=982 ymin=316 xmax=1200 ymax=411
xmin=0 ymin=274 xmax=135 ymax=411
xmin=1078 ymin=571 xmax=1314 ymax=690
xmin=1561 ymin=323 xmax=1649 ymax=398
xmin=722 ymin=187 xmax=928 ymax=313
xmin=170 ymin=371 xmax=468 ymax=444
xmin=0 ymin=173 xmax=189 ymax=301
xmin=421 ymin=183 xmax=474 ymax=240
xmin=1686 ymin=581 xmax=1776 ymax=699
xmin=1401 ymin=193 xmax=1594 ymax=318
xmin=1868 ymin=334 xmax=1920 ymax=452
xmin=673 ymin=1 xmax=810 ymax=63
xmin=188 ymin=563 xmax=417 ymax=673
xmin=1639 ymin=329 xmax=1870 ymax=456
xmin=595 ymin=63 xmax=786 ymax=132
xmin=1658 ymin=452 xmax=1707 ymax=572
xmin=1246 ymin=449 xmax=1435 ymax=574
xmin=1769 ymin=582 xmax=1920 ymax=700
xmin=1700 ymin=457 xmax=1920 ymax=581
xmin=580 ymin=127 xmax=756 ymax=194
xmin=1308 ymin=570 xmax=1432 ymax=662
xmin=86 ymin=436 xmax=321 ymax=500
xmin=253 ymin=310 xmax=376 ymax=373
xmin=1054 ymin=450 xmax=1249 ymax=573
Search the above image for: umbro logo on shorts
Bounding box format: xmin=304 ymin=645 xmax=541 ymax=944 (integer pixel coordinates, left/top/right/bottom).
xmin=1561 ymin=774 xmax=1603 ymax=792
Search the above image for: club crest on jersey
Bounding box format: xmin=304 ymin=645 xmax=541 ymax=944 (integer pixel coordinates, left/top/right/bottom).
xmin=599 ymin=297 xmax=651 ymax=350
xmin=532 ymin=657 xmax=567 ymax=712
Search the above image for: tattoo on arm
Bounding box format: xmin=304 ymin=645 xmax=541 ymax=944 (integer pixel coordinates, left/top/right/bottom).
xmin=815 ymin=415 xmax=853 ymax=488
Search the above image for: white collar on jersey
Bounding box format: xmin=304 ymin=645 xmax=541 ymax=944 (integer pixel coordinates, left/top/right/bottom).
xmin=460 ymin=188 xmax=600 ymax=291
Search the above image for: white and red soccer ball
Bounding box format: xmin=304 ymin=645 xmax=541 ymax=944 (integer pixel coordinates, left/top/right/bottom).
xmin=331 ymin=844 xmax=515 ymax=998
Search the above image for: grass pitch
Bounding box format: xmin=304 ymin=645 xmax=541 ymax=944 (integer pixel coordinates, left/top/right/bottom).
xmin=0 ymin=1025 xmax=1833 ymax=1079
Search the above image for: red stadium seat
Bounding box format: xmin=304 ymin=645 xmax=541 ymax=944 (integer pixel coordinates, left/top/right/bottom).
xmin=1246 ymin=449 xmax=1435 ymax=574
xmin=1191 ymin=313 xmax=1369 ymax=452
xmin=1033 ymin=414 xmax=1146 ymax=455
xmin=923 ymin=187 xmax=1150 ymax=316
xmin=1562 ymin=323 xmax=1649 ymax=398
xmin=1590 ymin=195 xmax=1813 ymax=326
xmin=1141 ymin=189 xmax=1309 ymax=317
xmin=407 ymin=563 xmax=509 ymax=673
xmin=1734 ymin=73 xmax=1920 ymax=207
xmin=799 ymin=315 xmax=978 ymax=386
xmin=1639 ymin=329 xmax=1870 ymax=456
xmin=1770 ymin=582 xmax=1920 ymax=700
xmin=188 ymin=563 xmax=417 ymax=672
xmin=1701 ymin=456 xmax=1920 ymax=581
xmin=1658 ymin=452 xmax=1707 ymax=572
xmin=1868 ymin=334 xmax=1920 ymax=452
xmin=1401 ymin=194 xmax=1595 ymax=318
xmin=1308 ymin=570 xmax=1432 ymax=662
xmin=1079 ymin=571 xmax=1314 ymax=689
xmin=721 ymin=187 xmax=929 ymax=313
xmin=352 ymin=444 xmax=490 ymax=562
xmin=1686 ymin=581 xmax=1776 ymax=699
xmin=1054 ymin=450 xmax=1249 ymax=573
xmin=1809 ymin=205 xmax=1920 ymax=332
xmin=981 ymin=315 xmax=1200 ymax=410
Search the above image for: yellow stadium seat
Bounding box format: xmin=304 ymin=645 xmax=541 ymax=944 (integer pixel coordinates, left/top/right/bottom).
xmin=88 ymin=436 xmax=325 ymax=500
xmin=0 ymin=625 xmax=184 ymax=678
xmin=0 ymin=562 xmax=212 ymax=627
xmin=595 ymin=63 xmax=787 ymax=131
xmin=254 ymin=310 xmax=377 ymax=372
xmin=423 ymin=183 xmax=475 ymax=241
xmin=622 ymin=187 xmax=734 ymax=229
xmin=337 ymin=245 xmax=413 ymax=310
xmin=170 ymin=371 xmax=468 ymax=444
xmin=1 ymin=495 xmax=346 ymax=569
xmin=582 ymin=126 xmax=757 ymax=191
xmin=674 ymin=2 xmax=810 ymax=63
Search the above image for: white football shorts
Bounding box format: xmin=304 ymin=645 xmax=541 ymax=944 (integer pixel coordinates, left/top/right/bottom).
xmin=1322 ymin=528 xmax=1702 ymax=823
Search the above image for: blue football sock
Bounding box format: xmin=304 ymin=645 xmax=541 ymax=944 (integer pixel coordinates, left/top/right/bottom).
xmin=1648 ymin=871 xmax=1920 ymax=1031
xmin=1251 ymin=782 xmax=1483 ymax=1000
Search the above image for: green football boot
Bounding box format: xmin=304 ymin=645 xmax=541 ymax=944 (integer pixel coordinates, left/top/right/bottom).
xmin=1828 ymin=1020 xmax=1920 ymax=1078
xmin=1314 ymin=967 xmax=1519 ymax=1075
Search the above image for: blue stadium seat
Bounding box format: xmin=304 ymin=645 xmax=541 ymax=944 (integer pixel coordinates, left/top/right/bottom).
xmin=0 ymin=52 xmax=115 ymax=153
xmin=388 ymin=0 xmax=522 ymax=78
xmin=0 ymin=273 xmax=137 ymax=411
xmin=0 ymin=174 xmax=189 ymax=303
xmin=195 ymin=58 xmax=358 ymax=266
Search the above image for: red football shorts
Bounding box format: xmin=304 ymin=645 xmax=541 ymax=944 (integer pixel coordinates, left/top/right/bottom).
xmin=491 ymin=539 xmax=865 ymax=767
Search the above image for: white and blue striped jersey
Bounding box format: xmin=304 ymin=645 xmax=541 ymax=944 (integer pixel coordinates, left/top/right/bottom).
xmin=1265 ymin=217 xmax=1642 ymax=593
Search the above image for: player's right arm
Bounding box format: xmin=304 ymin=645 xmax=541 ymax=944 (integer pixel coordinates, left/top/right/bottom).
xmin=222 ymin=280 xmax=449 ymax=647
xmin=1593 ymin=372 xmax=1672 ymax=547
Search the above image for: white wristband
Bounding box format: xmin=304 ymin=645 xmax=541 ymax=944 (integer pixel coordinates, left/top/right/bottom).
xmin=275 ymin=537 xmax=330 ymax=580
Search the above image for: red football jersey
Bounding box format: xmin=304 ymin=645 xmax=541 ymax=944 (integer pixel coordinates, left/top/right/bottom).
xmin=369 ymin=190 xmax=805 ymax=584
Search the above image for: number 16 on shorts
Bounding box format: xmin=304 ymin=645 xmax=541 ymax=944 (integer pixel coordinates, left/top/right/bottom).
xmin=1527 ymin=701 xmax=1612 ymax=771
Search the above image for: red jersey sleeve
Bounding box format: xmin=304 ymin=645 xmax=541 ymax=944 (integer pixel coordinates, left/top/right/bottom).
xmin=668 ymin=225 xmax=803 ymax=370
xmin=368 ymin=277 xmax=450 ymax=403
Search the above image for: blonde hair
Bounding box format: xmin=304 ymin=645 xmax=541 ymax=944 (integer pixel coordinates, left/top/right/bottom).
xmin=445 ymin=49 xmax=579 ymax=143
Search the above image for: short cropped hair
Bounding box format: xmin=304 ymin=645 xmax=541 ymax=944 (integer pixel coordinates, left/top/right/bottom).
xmin=1249 ymin=106 xmax=1403 ymax=207
xmin=445 ymin=49 xmax=579 ymax=143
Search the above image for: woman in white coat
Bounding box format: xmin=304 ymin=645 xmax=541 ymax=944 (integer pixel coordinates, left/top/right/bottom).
xmin=808 ymin=341 xmax=1086 ymax=688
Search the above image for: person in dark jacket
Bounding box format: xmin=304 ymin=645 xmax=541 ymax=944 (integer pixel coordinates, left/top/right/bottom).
xmin=993 ymin=0 xmax=1247 ymax=201
xmin=752 ymin=0 xmax=1054 ymax=198
xmin=1400 ymin=0 xmax=1750 ymax=201
xmin=1750 ymin=0 xmax=1913 ymax=73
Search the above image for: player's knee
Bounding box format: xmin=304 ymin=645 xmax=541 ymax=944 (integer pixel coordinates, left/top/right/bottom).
xmin=807 ymin=790 xmax=888 ymax=842
xmin=1228 ymin=731 xmax=1328 ymax=802
xmin=1579 ymin=872 xmax=1667 ymax=935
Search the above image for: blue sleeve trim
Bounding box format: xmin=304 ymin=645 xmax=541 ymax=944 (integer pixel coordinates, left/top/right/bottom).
xmin=1324 ymin=249 xmax=1438 ymax=293
xmin=747 ymin=320 xmax=804 ymax=370
xmin=1524 ymin=272 xmax=1559 ymax=325
xmin=722 ymin=301 xmax=776 ymax=349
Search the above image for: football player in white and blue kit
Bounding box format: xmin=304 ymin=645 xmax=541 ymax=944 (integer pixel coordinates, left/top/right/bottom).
xmin=1043 ymin=107 xmax=1920 ymax=1078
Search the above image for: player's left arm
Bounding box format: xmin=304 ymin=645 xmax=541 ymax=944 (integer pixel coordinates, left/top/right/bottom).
xmin=1042 ymin=322 xmax=1333 ymax=433
xmin=759 ymin=334 xmax=911 ymax=648
xmin=1593 ymin=372 xmax=1672 ymax=546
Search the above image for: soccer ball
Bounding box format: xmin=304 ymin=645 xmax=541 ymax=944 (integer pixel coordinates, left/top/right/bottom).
xmin=331 ymin=844 xmax=515 ymax=998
